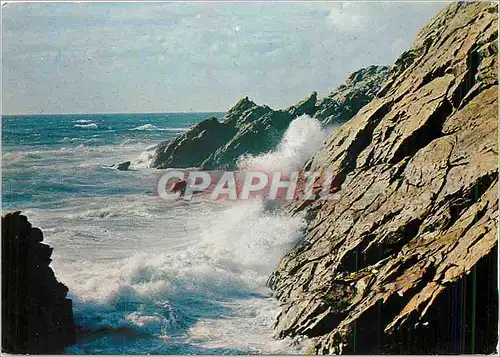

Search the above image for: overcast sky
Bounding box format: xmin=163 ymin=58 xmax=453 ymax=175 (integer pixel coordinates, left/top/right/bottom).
xmin=2 ymin=1 xmax=447 ymax=115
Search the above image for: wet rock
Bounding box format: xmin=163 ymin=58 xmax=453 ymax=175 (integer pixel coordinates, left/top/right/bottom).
xmin=116 ymin=161 xmax=131 ymax=171
xmin=1 ymin=211 xmax=76 ymax=353
xmin=269 ymin=2 xmax=498 ymax=354
xmin=201 ymin=95 xmax=314 ymax=169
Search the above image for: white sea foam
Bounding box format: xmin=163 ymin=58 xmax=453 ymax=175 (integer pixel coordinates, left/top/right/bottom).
xmin=238 ymin=115 xmax=333 ymax=172
xmin=61 ymin=137 xmax=88 ymax=142
xmin=74 ymin=123 xmax=98 ymax=129
xmin=75 ymin=119 xmax=95 ymax=124
xmin=129 ymin=143 xmax=162 ymax=169
xmin=130 ymin=124 xmax=187 ymax=132
xmin=131 ymin=150 xmax=155 ymax=168
xmin=28 ymin=196 xmax=306 ymax=354
xmin=16 ymin=115 xmax=326 ymax=354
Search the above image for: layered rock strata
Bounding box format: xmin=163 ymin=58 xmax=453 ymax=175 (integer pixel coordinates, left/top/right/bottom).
xmin=268 ymin=2 xmax=498 ymax=354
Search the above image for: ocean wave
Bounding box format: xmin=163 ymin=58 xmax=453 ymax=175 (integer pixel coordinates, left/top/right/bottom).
xmin=145 ymin=143 xmax=159 ymax=151
xmin=131 ymin=150 xmax=154 ymax=169
xmin=14 ymin=114 xmax=322 ymax=354
xmin=61 ymin=137 xmax=98 ymax=143
xmin=33 ymin=197 xmax=307 ymax=354
xmin=237 ymin=115 xmax=334 ymax=172
xmin=3 ymin=150 xmax=45 ymax=162
xmin=129 ymin=124 xmax=187 ymax=132
xmin=74 ymin=123 xmax=98 ymax=129
xmin=75 ymin=119 xmax=95 ymax=124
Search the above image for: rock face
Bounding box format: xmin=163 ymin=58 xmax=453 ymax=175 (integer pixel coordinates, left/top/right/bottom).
xmin=151 ymin=66 xmax=389 ymax=170
xmin=2 ymin=212 xmax=76 ymax=353
xmin=268 ymin=2 xmax=498 ymax=354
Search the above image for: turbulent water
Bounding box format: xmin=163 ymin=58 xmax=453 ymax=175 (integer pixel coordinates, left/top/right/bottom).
xmin=2 ymin=113 xmax=329 ymax=354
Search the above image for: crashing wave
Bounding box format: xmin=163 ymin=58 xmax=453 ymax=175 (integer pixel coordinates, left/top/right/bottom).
xmin=74 ymin=123 xmax=98 ymax=129
xmin=129 ymin=124 xmax=187 ymax=132
xmin=237 ymin=115 xmax=334 ymax=172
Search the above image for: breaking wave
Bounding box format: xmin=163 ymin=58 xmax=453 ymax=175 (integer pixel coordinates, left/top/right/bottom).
xmin=130 ymin=124 xmax=187 ymax=132
xmin=5 ymin=112 xmax=323 ymax=354
xmin=238 ymin=115 xmax=333 ymax=172
xmin=74 ymin=123 xmax=98 ymax=129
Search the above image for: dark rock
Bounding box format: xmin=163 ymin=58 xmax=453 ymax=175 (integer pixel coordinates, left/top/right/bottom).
xmin=151 ymin=116 xmax=238 ymax=169
xmin=116 ymin=161 xmax=131 ymax=171
xmin=150 ymin=67 xmax=389 ymax=170
xmin=2 ymin=211 xmax=76 ymax=353
xmin=269 ymin=2 xmax=498 ymax=354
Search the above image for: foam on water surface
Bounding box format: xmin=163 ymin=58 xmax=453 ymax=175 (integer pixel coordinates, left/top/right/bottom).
xmin=3 ymin=113 xmax=324 ymax=354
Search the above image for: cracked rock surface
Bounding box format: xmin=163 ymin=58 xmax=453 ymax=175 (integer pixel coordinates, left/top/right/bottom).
xmin=268 ymin=2 xmax=498 ymax=354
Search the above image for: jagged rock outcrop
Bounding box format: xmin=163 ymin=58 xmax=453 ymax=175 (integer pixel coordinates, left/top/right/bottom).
xmin=314 ymin=65 xmax=390 ymax=125
xmin=151 ymin=116 xmax=239 ymax=169
xmin=150 ymin=94 xmax=316 ymax=169
xmin=151 ymin=66 xmax=389 ymax=170
xmin=2 ymin=211 xmax=76 ymax=353
xmin=268 ymin=2 xmax=498 ymax=354
xmin=202 ymin=93 xmax=318 ymax=169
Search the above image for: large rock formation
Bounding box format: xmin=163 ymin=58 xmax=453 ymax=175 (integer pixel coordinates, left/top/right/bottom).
xmin=151 ymin=65 xmax=389 ymax=170
xmin=2 ymin=211 xmax=76 ymax=353
xmin=268 ymin=2 xmax=498 ymax=354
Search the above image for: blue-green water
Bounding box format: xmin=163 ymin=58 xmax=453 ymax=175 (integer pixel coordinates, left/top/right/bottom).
xmin=1 ymin=113 xmax=308 ymax=354
xmin=2 ymin=113 xmax=219 ymax=210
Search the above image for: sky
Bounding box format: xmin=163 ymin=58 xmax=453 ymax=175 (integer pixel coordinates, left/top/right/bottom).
xmin=2 ymin=1 xmax=447 ymax=115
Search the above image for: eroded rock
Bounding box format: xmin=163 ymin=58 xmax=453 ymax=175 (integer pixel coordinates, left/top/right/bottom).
xmin=269 ymin=2 xmax=498 ymax=354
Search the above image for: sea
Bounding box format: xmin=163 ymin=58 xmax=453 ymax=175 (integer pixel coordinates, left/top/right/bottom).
xmin=1 ymin=112 xmax=330 ymax=354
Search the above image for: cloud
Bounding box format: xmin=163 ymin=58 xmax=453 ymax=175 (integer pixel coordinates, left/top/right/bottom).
xmin=2 ymin=2 xmax=446 ymax=114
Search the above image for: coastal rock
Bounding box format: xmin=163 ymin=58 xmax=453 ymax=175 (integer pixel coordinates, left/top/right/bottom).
xmin=151 ymin=66 xmax=389 ymax=170
xmin=151 ymin=116 xmax=238 ymax=169
xmin=202 ymin=93 xmax=317 ymax=169
xmin=116 ymin=161 xmax=131 ymax=171
xmin=2 ymin=211 xmax=76 ymax=353
xmin=268 ymin=2 xmax=498 ymax=354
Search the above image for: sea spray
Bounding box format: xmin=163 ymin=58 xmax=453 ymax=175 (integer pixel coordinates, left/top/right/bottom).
xmin=7 ymin=113 xmax=326 ymax=354
xmin=237 ymin=115 xmax=335 ymax=172
xmin=41 ymin=198 xmax=306 ymax=354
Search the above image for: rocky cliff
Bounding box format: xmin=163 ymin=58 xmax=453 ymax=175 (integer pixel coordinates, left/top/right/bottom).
xmin=151 ymin=65 xmax=389 ymax=170
xmin=268 ymin=2 xmax=498 ymax=354
xmin=2 ymin=211 xmax=76 ymax=353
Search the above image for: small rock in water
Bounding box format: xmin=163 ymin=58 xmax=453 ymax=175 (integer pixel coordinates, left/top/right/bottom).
xmin=116 ymin=161 xmax=131 ymax=171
